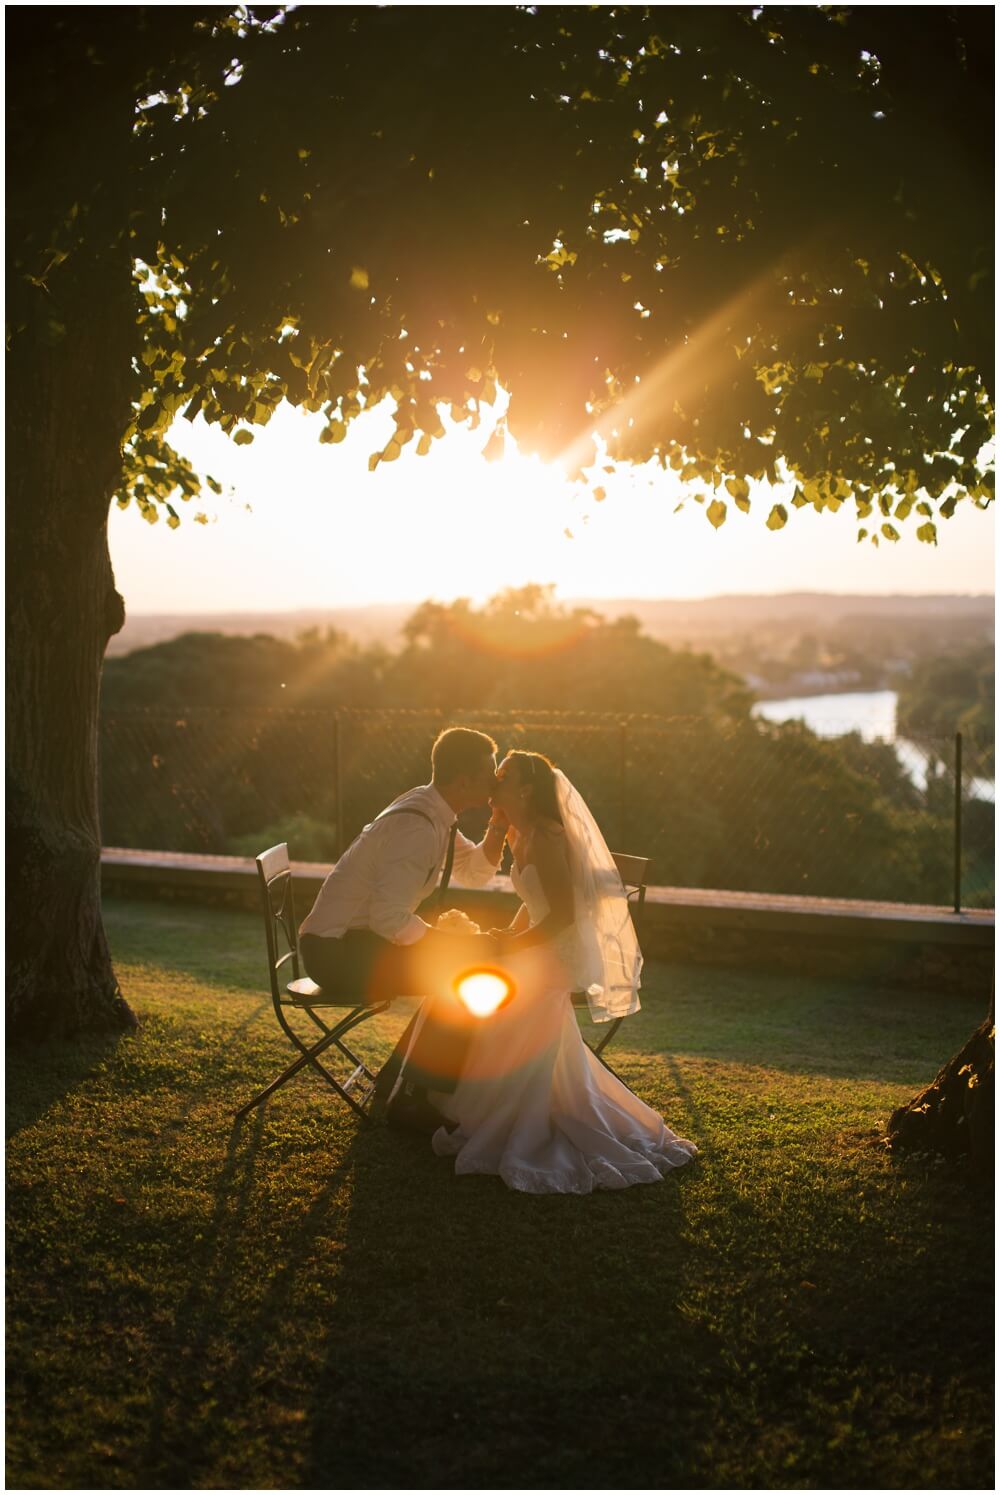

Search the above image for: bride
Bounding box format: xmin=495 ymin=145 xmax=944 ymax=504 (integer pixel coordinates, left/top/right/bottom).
xmin=432 ymin=750 xmax=698 ymax=1194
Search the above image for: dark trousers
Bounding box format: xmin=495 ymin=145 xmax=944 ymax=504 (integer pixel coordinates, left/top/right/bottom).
xmin=300 ymin=928 xmax=487 ymax=1094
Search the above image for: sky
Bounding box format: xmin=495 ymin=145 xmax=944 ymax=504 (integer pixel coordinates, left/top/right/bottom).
xmin=108 ymin=394 xmax=995 ymax=613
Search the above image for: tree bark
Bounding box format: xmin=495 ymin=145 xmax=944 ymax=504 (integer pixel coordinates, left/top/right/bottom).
xmin=6 ymin=260 xmax=137 ymax=1039
xmin=886 ymin=1002 xmax=994 ymax=1172
xmin=5 ymin=11 xmax=149 ymax=1040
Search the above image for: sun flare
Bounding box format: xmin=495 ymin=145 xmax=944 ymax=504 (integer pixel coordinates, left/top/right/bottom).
xmin=456 ymin=969 xmax=514 ymax=1018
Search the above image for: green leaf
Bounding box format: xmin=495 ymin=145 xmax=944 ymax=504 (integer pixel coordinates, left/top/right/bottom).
xmin=233 ymin=429 xmax=254 ymax=446
xmin=706 ymin=498 xmax=727 ymax=529
xmin=857 ymin=528 xmax=867 ymax=543
xmin=880 ymin=522 xmax=900 ymax=542
xmin=766 ymin=504 xmax=787 ymax=531
xmin=916 ymin=521 xmax=938 ymax=545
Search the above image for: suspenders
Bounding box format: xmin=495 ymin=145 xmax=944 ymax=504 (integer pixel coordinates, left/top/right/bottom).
xmin=377 ymin=806 xmax=458 ymax=899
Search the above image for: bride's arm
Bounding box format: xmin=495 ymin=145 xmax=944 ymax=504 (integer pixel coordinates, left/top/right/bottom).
xmin=502 ymin=828 xmax=574 ymax=952
xmin=486 ymin=826 xmax=531 ymax=937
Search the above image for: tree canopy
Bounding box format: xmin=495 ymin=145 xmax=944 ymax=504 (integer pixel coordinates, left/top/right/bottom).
xmin=11 ymin=5 xmax=994 ymax=542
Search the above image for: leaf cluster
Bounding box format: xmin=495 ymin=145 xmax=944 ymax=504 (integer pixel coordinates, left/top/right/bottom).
xmin=8 ymin=6 xmax=994 ymax=542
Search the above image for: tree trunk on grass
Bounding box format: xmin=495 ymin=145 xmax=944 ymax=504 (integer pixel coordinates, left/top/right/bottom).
xmin=6 ymin=249 xmax=138 ymax=1041
xmin=6 ymin=11 xmax=140 ymax=1040
xmin=886 ymin=1000 xmax=994 ymax=1171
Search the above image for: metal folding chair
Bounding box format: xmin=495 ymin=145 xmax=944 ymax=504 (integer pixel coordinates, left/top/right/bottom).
xmin=235 ymin=844 xmax=390 ymax=1123
xmin=572 ymin=851 xmax=650 ymax=1058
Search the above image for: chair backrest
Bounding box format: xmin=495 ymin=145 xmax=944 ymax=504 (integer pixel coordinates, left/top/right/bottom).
xmin=256 ymin=843 xmax=301 ymax=1005
xmin=611 ymin=852 xmax=650 ymax=917
xmin=571 ymin=850 xmax=649 ymax=1015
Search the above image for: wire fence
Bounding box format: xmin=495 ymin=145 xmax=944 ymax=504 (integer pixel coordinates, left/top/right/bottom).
xmin=99 ymin=706 xmax=995 ymax=910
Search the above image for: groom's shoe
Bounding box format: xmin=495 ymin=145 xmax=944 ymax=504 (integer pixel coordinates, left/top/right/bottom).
xmin=386 ymin=1090 xmax=451 ymax=1136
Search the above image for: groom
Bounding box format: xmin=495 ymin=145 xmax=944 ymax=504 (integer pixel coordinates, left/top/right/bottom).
xmin=299 ymin=726 xmax=507 ymax=1132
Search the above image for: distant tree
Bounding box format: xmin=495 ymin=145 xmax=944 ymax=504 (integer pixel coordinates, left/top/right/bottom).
xmin=7 ymin=6 xmax=993 ymax=1038
xmin=99 ymin=627 xmax=387 ymax=711
xmin=378 ymin=585 xmax=754 ymax=717
xmin=896 ymin=645 xmax=995 ymax=742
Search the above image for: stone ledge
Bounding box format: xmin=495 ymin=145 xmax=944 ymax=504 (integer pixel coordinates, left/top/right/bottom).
xmin=100 ymin=847 xmax=993 ymax=946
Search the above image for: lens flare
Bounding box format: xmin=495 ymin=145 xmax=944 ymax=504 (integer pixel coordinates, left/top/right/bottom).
xmin=455 ymin=968 xmax=514 ymax=1018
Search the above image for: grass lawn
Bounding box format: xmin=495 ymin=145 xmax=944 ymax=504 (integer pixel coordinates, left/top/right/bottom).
xmin=7 ymin=898 xmax=993 ymax=1490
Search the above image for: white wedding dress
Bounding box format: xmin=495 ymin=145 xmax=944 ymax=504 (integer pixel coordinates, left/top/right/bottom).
xmin=431 ymin=862 xmax=698 ymax=1194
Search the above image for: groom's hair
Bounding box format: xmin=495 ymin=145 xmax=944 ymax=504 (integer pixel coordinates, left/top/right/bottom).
xmin=431 ymin=727 xmax=498 ymax=784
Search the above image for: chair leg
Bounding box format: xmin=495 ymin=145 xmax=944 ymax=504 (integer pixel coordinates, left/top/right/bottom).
xmin=236 ymin=1024 xmax=366 ymax=1121
xmin=593 ymin=1016 xmax=624 ymax=1056
xmin=294 ymin=1002 xmax=387 ymax=1082
xmin=237 ymin=1010 xmax=380 ymax=1122
xmin=275 ymin=1003 xmax=363 ymax=1094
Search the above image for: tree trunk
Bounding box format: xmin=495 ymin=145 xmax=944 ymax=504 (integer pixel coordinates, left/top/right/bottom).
xmin=886 ymin=1001 xmax=994 ymax=1171
xmin=6 ymin=11 xmax=150 ymax=1041
xmin=6 ymin=249 xmax=137 ymax=1040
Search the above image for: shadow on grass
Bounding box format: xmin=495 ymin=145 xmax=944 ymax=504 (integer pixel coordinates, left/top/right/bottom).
xmin=7 ymin=1032 xmax=131 ymax=1138
xmin=137 ymin=1105 xmax=362 ymax=1488
xmin=128 ymin=1083 xmax=708 ymax=1490
xmin=299 ymin=1132 xmax=709 ymax=1489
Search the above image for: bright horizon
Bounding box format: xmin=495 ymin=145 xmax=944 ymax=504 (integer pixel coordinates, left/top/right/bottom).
xmin=109 ymin=394 xmax=995 ymax=613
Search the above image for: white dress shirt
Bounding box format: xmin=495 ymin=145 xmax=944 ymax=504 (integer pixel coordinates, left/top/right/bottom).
xmin=299 ymin=783 xmax=498 ymax=945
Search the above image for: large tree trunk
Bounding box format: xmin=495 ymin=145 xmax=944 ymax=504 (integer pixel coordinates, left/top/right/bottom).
xmin=6 ymin=11 xmax=139 ymax=1040
xmin=886 ymin=1000 xmax=994 ymax=1172
xmin=6 ymin=250 xmax=137 ymax=1040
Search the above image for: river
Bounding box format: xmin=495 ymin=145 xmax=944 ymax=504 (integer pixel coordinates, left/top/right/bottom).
xmin=752 ymin=688 xmax=899 ymax=741
xmin=752 ymin=689 xmax=993 ymax=797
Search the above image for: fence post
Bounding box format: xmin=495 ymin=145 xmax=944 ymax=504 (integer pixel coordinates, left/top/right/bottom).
xmin=953 ymin=730 xmax=963 ymax=914
xmin=333 ymin=710 xmax=344 ymax=858
xmin=618 ymin=722 xmax=628 ymax=849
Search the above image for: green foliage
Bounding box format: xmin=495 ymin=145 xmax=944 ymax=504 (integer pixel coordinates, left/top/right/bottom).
xmin=100 ymin=587 xmax=753 ymax=719
xmin=8 ymin=7 xmax=994 ymax=535
xmin=6 ymin=899 xmax=992 ymax=1489
xmin=896 ymin=644 xmax=995 ymax=740
xmin=98 ymin=592 xmax=994 ymax=907
xmin=387 ymin=586 xmax=754 ymax=717
xmin=226 ymin=812 xmax=339 ymax=862
xmin=896 ymin=644 xmax=995 ymax=796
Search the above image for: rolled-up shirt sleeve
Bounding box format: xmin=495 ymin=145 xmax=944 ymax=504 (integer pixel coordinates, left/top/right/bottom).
xmin=368 ymin=820 xmax=439 ymax=944
xmin=451 ymin=831 xmax=500 ymax=888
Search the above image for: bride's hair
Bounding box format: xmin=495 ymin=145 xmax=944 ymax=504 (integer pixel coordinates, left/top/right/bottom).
xmin=508 ymin=750 xmax=562 ymax=824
